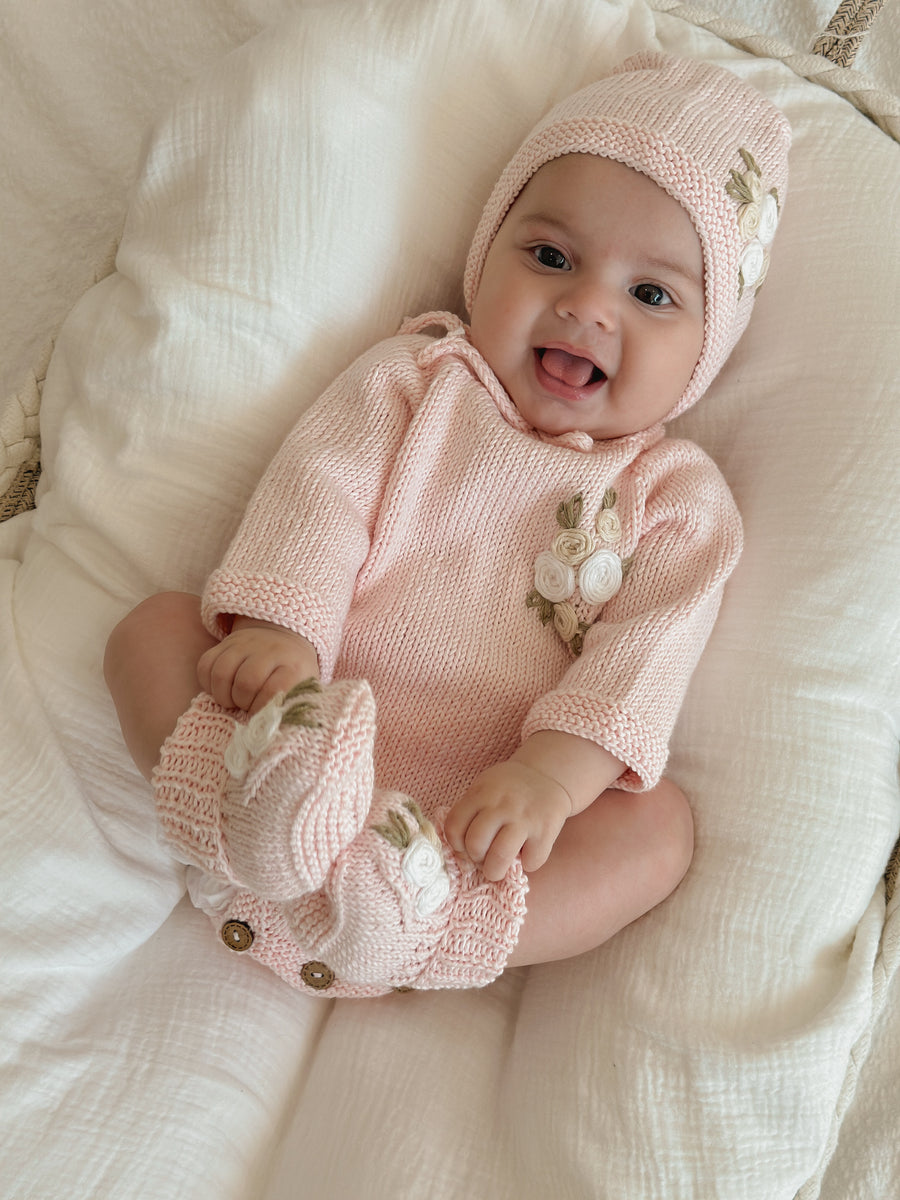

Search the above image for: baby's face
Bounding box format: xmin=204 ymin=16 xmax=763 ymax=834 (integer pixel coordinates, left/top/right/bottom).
xmin=468 ymin=154 xmax=705 ymax=440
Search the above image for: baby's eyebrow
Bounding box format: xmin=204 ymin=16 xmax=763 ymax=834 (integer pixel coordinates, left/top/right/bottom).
xmin=638 ymin=254 xmax=703 ymax=289
xmin=517 ymin=211 xmax=570 ymax=235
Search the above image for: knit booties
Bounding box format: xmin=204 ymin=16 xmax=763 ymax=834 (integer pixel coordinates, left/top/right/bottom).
xmin=154 ymin=677 xmax=376 ymax=899
xmin=208 ymin=789 xmax=529 ymax=997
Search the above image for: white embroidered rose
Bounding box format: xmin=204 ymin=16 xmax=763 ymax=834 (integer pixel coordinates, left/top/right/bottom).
xmin=416 ymin=875 xmax=452 ymax=916
xmin=757 ymin=192 xmax=779 ymax=246
xmin=726 ymin=150 xmax=779 ymax=297
xmin=552 ymin=527 xmax=594 ymax=566
xmin=578 ymin=549 xmax=623 ymax=604
xmin=401 ymin=836 xmax=450 ymax=916
xmin=740 ymin=240 xmax=766 ymax=290
xmin=224 ymin=698 xmax=284 ymax=778
xmin=534 ymin=549 xmax=575 ymax=603
xmin=245 ymin=700 xmax=284 ymax=754
xmin=737 ymin=202 xmax=761 ymax=241
xmin=553 ymin=601 xmax=580 ymax=642
xmin=401 ymin=836 xmax=444 ymax=887
xmin=224 ymin=736 xmax=252 ymax=781
xmin=594 ymin=508 xmax=621 ymax=544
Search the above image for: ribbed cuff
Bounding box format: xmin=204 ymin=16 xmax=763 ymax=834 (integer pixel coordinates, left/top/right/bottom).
xmin=152 ymin=693 xmax=236 ymax=876
xmin=416 ymin=859 xmax=529 ymax=990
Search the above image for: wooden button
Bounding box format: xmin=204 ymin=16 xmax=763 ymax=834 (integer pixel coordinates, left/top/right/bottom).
xmin=221 ymin=920 xmax=254 ymax=952
xmin=300 ymin=961 xmax=335 ymax=990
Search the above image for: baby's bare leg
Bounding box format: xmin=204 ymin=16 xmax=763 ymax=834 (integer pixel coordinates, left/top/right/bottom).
xmin=104 ymin=591 xmax=216 ymax=781
xmin=507 ymin=779 xmax=694 ymax=967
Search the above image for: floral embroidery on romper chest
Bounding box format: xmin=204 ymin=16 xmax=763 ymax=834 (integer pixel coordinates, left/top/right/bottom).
xmin=526 ymin=490 xmax=633 ymax=655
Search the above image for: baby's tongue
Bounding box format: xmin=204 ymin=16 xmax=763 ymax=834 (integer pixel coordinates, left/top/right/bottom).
xmin=541 ymin=348 xmax=595 ymax=388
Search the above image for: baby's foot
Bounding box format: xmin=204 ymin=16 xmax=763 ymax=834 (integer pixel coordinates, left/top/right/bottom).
xmin=220 ymin=678 xmax=376 ymax=898
xmin=205 ymin=790 xmax=528 ymax=997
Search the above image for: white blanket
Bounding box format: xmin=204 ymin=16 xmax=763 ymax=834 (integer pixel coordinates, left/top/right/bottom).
xmin=2 ymin=2 xmax=899 ymax=1197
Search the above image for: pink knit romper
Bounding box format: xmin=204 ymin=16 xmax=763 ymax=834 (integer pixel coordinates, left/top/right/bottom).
xmin=154 ymin=313 xmax=741 ymax=997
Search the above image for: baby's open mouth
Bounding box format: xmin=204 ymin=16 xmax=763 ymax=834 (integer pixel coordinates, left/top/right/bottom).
xmin=537 ymin=347 xmax=606 ymax=388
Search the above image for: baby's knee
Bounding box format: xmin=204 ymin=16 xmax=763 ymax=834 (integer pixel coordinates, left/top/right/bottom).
xmin=635 ymin=778 xmax=694 ymax=896
xmin=104 ymin=591 xmax=200 ymax=684
xmin=104 ymin=607 xmax=140 ymax=689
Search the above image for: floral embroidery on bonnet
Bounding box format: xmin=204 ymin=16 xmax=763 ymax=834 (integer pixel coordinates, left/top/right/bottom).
xmin=726 ymin=148 xmax=781 ymax=298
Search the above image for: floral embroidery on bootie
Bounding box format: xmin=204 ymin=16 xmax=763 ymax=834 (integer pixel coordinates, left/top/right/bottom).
xmin=527 ymin=490 xmax=632 ymax=655
xmin=220 ymin=677 xmax=377 ymax=898
xmin=726 ymin=148 xmax=781 ymax=298
xmin=224 ymin=678 xmax=322 ymax=782
xmin=372 ymin=798 xmax=452 ymax=917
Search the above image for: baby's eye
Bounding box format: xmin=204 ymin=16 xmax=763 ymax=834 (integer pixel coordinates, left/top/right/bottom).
xmin=631 ymin=282 xmax=671 ymax=307
xmin=533 ymin=245 xmax=570 ymax=271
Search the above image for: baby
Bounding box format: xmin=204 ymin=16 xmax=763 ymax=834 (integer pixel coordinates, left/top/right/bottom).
xmin=105 ymin=52 xmax=790 ymax=997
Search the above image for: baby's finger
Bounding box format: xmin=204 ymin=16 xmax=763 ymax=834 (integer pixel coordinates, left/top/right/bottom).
xmin=198 ymin=643 xmax=243 ymax=709
xmin=196 ymin=643 xmax=221 ymax=695
xmin=519 ymin=829 xmax=556 ymax=875
xmin=474 ymin=821 xmax=526 ymax=883
xmin=443 ymin=796 xmax=478 ymax=856
xmin=459 ymin=808 xmax=503 ymax=866
xmin=229 ymin=658 xmax=272 ymax=712
xmin=245 ymin=664 xmax=302 ymax=714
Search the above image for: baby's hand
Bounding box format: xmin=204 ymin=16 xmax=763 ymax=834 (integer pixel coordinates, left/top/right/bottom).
xmin=444 ymin=761 xmax=572 ymax=882
xmin=197 ymin=620 xmax=319 ymax=714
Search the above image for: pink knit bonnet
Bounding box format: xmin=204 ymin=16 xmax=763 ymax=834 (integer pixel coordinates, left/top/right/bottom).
xmin=463 ymin=52 xmax=791 ymax=421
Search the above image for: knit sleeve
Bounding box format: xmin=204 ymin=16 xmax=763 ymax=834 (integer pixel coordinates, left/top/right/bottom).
xmin=201 ymin=334 xmax=428 ymax=680
xmin=521 ymin=443 xmax=742 ymax=790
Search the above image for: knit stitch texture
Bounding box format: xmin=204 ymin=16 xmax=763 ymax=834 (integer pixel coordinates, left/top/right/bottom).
xmin=163 ymin=312 xmax=741 ymax=995
xmin=463 ymin=52 xmax=791 ymax=420
xmin=204 ymin=314 xmax=742 ymax=799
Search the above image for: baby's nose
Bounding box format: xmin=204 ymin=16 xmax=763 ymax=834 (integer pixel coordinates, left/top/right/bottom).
xmin=554 ymin=278 xmax=618 ymax=329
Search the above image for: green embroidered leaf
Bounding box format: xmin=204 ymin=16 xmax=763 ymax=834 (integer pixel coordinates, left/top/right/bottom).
xmin=372 ymin=808 xmax=412 ymax=850
xmin=740 ymin=147 xmax=760 ymax=177
xmin=556 ymin=492 xmax=583 ymax=530
xmin=404 ymin=798 xmax=442 ymax=850
xmin=726 ymin=170 xmax=754 ymax=205
xmin=404 ymin=798 xmax=428 ymax=832
xmin=280 ymin=699 xmax=321 ymax=728
xmin=284 ymin=678 xmax=322 ymax=701
xmin=280 ymin=678 xmax=322 ymax=728
xmin=602 ymin=488 xmax=617 ymax=509
xmin=526 ymin=589 xmax=554 ymax=624
xmin=570 ymin=622 xmax=591 ymax=658
xmin=621 ymin=554 xmax=635 ymax=580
